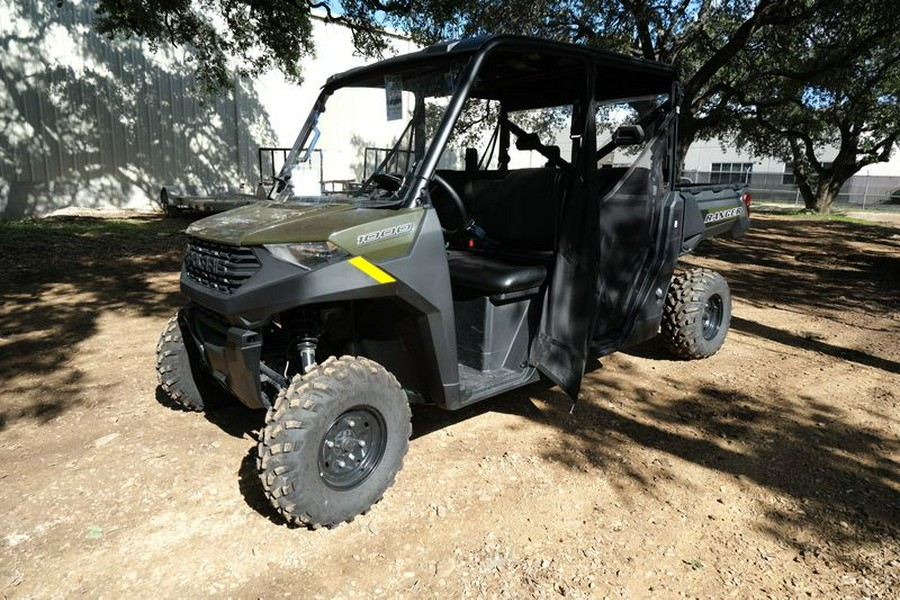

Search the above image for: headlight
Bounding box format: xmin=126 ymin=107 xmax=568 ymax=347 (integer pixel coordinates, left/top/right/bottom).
xmin=264 ymin=242 xmax=349 ymax=270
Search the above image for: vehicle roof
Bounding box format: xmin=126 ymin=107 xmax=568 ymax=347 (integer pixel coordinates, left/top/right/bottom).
xmin=324 ymin=34 xmax=677 ymax=91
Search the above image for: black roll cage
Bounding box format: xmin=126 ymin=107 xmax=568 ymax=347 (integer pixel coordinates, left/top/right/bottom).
xmin=288 ymin=35 xmax=680 ymax=209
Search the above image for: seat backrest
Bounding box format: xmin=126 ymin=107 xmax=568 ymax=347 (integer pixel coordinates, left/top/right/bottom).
xmin=436 ymin=168 xmax=565 ymax=252
xmin=472 ymin=168 xmax=563 ymax=251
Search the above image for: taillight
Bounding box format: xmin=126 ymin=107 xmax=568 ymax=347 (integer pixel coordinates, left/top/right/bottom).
xmin=741 ymin=191 xmax=752 ymax=214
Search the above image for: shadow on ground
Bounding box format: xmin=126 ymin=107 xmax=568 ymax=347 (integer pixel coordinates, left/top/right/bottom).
xmin=692 ymin=216 xmax=900 ymax=320
xmin=534 ymin=373 xmax=898 ymax=569
xmin=3 ymin=213 xmax=898 ymax=568
xmin=732 ymin=315 xmax=900 ymax=373
xmin=0 ymin=216 xmax=193 ymax=429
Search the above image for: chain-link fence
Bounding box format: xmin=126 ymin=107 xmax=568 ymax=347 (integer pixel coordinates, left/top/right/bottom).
xmin=682 ymin=170 xmax=900 ymax=209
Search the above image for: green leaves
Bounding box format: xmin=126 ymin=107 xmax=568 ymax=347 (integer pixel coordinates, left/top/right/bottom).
xmin=732 ymin=0 xmax=900 ymax=211
xmin=89 ymin=0 xmax=318 ymax=93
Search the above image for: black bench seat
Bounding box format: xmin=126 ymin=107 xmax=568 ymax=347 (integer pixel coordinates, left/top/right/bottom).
xmin=447 ymin=251 xmax=546 ymax=298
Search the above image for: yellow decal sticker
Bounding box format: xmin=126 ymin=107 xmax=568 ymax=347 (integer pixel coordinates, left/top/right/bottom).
xmin=349 ymin=256 xmax=396 ymax=284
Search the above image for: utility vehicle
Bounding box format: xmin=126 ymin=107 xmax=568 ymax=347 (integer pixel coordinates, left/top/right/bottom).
xmin=156 ymin=35 xmax=750 ymax=528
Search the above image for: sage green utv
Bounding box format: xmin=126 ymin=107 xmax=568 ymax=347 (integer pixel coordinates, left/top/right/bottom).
xmin=156 ymin=35 xmax=750 ymax=528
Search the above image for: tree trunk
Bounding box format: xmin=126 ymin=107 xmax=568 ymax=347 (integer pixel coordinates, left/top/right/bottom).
xmin=797 ymin=179 xmax=816 ymax=210
xmin=811 ymin=180 xmax=841 ymax=215
xmin=793 ymin=156 xmax=852 ymax=214
xmin=807 ymin=179 xmax=843 ymax=213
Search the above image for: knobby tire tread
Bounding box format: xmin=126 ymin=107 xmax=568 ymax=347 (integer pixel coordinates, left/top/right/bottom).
xmin=661 ymin=268 xmax=730 ymax=360
xmin=257 ymin=355 xmax=411 ymax=529
xmin=156 ymin=314 xmax=206 ymax=411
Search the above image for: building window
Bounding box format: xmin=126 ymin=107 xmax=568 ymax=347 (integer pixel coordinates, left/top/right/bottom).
xmin=782 ymin=164 xmax=795 ymax=185
xmin=710 ymin=162 xmax=753 ymax=184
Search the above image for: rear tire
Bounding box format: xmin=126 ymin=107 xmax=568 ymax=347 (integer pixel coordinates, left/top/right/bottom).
xmin=661 ymin=268 xmax=732 ymax=359
xmin=257 ymin=356 xmax=411 ymax=528
xmin=155 ymin=312 xmax=226 ymax=411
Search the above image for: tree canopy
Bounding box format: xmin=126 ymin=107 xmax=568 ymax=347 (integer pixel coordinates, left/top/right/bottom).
xmin=88 ymin=0 xmax=390 ymax=91
xmin=729 ymin=0 xmax=900 ymax=211
xmin=85 ymin=1 xmax=798 ymax=147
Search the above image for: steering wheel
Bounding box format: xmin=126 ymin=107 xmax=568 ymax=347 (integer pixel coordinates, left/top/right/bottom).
xmin=359 ymin=172 xmax=403 ymax=196
xmin=368 ymin=173 xmax=402 ymax=192
xmin=429 ymin=173 xmax=469 ymax=235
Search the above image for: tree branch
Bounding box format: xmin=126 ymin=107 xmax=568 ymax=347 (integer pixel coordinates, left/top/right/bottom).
xmin=682 ymin=0 xmax=779 ymax=108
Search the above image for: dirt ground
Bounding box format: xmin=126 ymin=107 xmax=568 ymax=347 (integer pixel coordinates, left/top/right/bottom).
xmin=1 ymin=212 xmax=898 ymax=599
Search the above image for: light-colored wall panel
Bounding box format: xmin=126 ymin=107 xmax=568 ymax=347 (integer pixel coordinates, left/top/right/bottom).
xmin=0 ymin=0 xmax=277 ymax=217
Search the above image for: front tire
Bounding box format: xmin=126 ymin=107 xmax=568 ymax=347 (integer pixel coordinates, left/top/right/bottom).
xmin=156 ymin=312 xmax=227 ymax=410
xmin=257 ymin=356 xmax=411 ymax=528
xmin=661 ymin=268 xmax=732 ymax=359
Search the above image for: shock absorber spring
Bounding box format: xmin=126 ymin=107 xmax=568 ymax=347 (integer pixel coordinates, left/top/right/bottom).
xmin=282 ymin=308 xmax=324 ymax=376
xmin=297 ymin=336 xmax=318 ymax=374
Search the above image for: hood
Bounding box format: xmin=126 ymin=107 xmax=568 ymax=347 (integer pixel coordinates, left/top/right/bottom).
xmin=185 ymin=200 xmax=398 ymax=246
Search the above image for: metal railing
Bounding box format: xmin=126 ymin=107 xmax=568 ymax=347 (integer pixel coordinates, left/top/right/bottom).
xmin=363 ymin=147 xmax=415 ymax=181
xmin=257 ymin=147 xmax=324 ymax=191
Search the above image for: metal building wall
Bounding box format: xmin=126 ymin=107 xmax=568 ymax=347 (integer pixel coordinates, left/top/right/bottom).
xmin=0 ymin=0 xmax=274 ymax=218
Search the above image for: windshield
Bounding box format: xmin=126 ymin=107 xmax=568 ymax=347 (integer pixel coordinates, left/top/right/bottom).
xmin=272 ymin=58 xmax=470 ymax=205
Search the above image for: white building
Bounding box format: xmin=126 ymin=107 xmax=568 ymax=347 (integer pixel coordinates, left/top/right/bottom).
xmin=0 ymin=0 xmax=416 ymax=218
xmin=682 ymin=139 xmax=900 ymax=206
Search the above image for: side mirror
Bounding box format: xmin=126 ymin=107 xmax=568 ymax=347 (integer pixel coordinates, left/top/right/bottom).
xmin=613 ymin=124 xmax=645 ymax=146
xmin=515 ymin=132 xmax=542 ymax=151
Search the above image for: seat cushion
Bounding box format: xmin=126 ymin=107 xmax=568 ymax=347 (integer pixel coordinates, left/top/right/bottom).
xmin=447 ymin=251 xmax=546 ymax=296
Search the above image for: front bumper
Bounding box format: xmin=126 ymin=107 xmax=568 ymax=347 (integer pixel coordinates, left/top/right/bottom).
xmin=179 ymin=246 xmax=399 ymax=409
xmin=182 ymin=306 xmax=265 ymax=409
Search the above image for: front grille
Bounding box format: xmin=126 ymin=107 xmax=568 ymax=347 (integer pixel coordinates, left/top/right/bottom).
xmin=183 ymin=238 xmax=260 ymax=294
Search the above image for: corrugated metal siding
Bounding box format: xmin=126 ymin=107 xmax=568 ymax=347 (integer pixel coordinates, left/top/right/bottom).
xmin=0 ymin=0 xmax=275 ymax=217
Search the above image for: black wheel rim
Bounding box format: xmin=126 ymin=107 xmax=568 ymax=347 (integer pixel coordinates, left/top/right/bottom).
xmin=318 ymin=406 xmax=387 ymax=490
xmin=701 ymin=294 xmax=724 ymax=340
